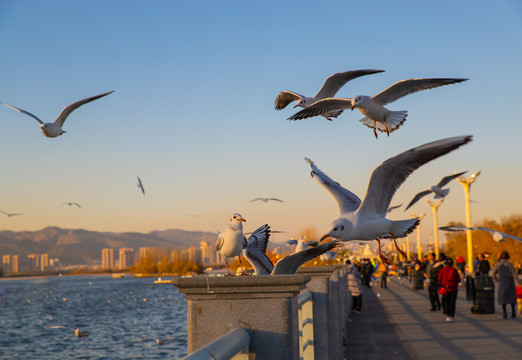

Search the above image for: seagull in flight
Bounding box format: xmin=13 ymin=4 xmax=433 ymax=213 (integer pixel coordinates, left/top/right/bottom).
xmin=1 ymin=91 xmax=114 ymax=138
xmin=250 ymin=197 xmax=284 ymax=203
xmin=289 ymin=78 xmax=467 ymax=138
xmin=49 ymin=326 xmax=88 ymax=338
xmin=404 ymin=171 xmax=467 ymax=211
xmin=0 ymin=210 xmax=25 ymax=218
xmin=439 ymin=225 xmax=522 ymax=243
xmin=286 ymin=237 xmax=319 ymax=253
xmin=137 ymin=176 xmax=145 ymax=195
xmin=306 ymin=135 xmax=473 ymax=265
xmin=276 ymin=69 xmax=384 ymax=120
xmin=60 ymin=202 xmax=82 ymax=209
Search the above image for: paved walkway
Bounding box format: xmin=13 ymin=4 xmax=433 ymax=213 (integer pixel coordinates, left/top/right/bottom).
xmin=345 ymin=276 xmax=522 ymax=359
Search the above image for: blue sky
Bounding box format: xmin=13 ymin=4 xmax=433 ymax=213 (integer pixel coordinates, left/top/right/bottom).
xmin=1 ymin=0 xmax=521 ymax=246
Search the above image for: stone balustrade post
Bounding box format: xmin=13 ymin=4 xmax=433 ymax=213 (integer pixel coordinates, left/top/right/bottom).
xmin=172 ymin=275 xmax=310 ymax=360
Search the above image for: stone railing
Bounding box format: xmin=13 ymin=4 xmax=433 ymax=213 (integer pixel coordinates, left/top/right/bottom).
xmin=172 ymin=265 xmax=350 ymax=360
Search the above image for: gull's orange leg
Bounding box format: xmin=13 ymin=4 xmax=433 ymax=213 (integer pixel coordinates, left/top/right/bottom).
xmin=373 ymin=120 xmax=379 ymax=139
xmin=391 ymin=233 xmax=407 ymax=260
xmin=238 ymin=257 xmax=250 ymax=276
xmin=224 ymin=258 xmax=232 ymax=276
xmin=376 ymin=239 xmax=391 ymax=265
xmin=384 ymin=118 xmax=390 ymax=136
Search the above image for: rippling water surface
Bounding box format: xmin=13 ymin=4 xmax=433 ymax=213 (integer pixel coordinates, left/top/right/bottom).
xmin=0 ymin=275 xmax=188 ymax=359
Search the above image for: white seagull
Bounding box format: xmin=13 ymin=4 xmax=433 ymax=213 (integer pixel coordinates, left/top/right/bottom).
xmin=0 ymin=210 xmax=25 ymax=218
xmin=1 ymin=91 xmax=114 ymax=138
xmin=243 ymin=224 xmax=273 ymax=275
xmin=306 ymin=135 xmax=473 ymax=264
xmin=286 ymin=236 xmax=319 ymax=253
xmin=404 ymin=171 xmax=467 ymax=211
xmin=137 ymin=176 xmax=145 ymax=195
xmin=276 ymin=69 xmax=384 ymax=120
xmin=289 ymin=78 xmax=467 ymax=138
xmin=131 ymin=337 xmax=185 ymax=345
xmin=60 ymin=202 xmax=82 ymax=209
xmin=49 ymin=326 xmax=88 ymax=338
xmin=216 ymin=213 xmax=250 ymax=276
xmin=439 ymin=225 xmax=522 ymax=243
xmin=250 ymin=197 xmax=284 ymax=203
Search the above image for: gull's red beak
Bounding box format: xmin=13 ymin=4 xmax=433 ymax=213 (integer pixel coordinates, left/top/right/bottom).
xmin=320 ymin=234 xmax=330 ymax=241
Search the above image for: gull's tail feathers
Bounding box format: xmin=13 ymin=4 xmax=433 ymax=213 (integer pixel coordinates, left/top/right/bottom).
xmin=389 ymin=218 xmax=420 ymax=238
xmin=434 ymin=188 xmax=450 ymax=199
xmin=359 ymin=111 xmax=407 ymax=134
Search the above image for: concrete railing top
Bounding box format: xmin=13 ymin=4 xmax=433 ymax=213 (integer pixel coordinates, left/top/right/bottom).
xmin=297 ymin=265 xmax=346 ymax=276
xmin=172 ymin=274 xmax=311 ymax=299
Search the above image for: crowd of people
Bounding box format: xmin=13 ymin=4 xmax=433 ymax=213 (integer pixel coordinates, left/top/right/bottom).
xmin=345 ymin=250 xmax=522 ymax=322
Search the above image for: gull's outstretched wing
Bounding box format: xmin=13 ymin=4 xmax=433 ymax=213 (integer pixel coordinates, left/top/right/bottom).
xmin=0 ymin=102 xmax=44 ymax=124
xmin=314 ymin=69 xmax=385 ymax=99
xmin=404 ymin=189 xmax=433 ymax=211
xmin=305 ymin=157 xmax=361 ymax=214
xmin=272 ymin=240 xmax=340 ymax=275
xmin=274 ymin=91 xmax=304 ymax=110
xmin=358 ymin=135 xmax=473 ymax=216
xmin=372 ymin=78 xmax=468 ymax=106
xmin=288 ymin=98 xmax=352 ymax=120
xmin=244 ymin=224 xmax=273 ymax=275
xmin=436 ymin=171 xmax=467 ymax=188
xmin=54 ymin=90 xmax=114 ymax=127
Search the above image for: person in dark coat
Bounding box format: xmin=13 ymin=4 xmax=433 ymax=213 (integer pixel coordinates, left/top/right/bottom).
xmin=477 ymin=254 xmax=491 ymax=275
xmin=362 ymin=259 xmax=374 ymax=288
xmin=490 ymin=251 xmax=521 ymax=319
xmin=425 ymin=252 xmax=443 ymax=311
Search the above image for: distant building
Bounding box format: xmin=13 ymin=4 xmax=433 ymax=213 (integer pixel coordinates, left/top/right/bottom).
xmin=187 ymin=246 xmax=202 ymax=265
xmin=200 ymin=241 xmax=224 ymax=265
xmin=139 ymin=247 xmax=151 ymax=261
xmin=171 ymin=248 xmax=180 ymax=263
xmin=2 ymin=255 xmax=19 ymax=273
xmin=101 ymin=248 xmax=114 ymax=269
xmin=27 ymin=254 xmax=39 ymax=271
xmin=119 ymin=248 xmax=134 ymax=269
xmin=40 ymin=254 xmax=49 ymax=272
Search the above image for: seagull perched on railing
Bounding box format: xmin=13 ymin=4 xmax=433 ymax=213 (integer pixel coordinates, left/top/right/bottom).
xmin=404 ymin=171 xmax=467 ymax=211
xmin=305 ymin=135 xmax=472 ymax=265
xmin=289 ymin=78 xmax=467 ymax=138
xmin=439 ymin=225 xmax=522 ymax=243
xmin=276 ymin=69 xmax=384 ymax=121
xmin=1 ymin=91 xmax=113 ymax=138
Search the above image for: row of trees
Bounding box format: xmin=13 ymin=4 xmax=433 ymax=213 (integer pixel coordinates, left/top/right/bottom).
xmin=129 ymin=250 xmax=203 ymax=275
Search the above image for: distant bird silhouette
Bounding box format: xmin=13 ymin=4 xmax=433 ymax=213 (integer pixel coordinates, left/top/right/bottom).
xmin=405 ymin=171 xmax=467 ymax=211
xmin=49 ymin=326 xmax=88 ymax=338
xmin=439 ymin=225 xmax=522 ymax=243
xmin=277 ymin=69 xmax=384 ymax=120
xmin=286 ymin=237 xmax=319 ymax=253
xmin=387 ymin=204 xmax=403 ymax=213
xmin=60 ymin=202 xmax=82 ymax=209
xmin=137 ymin=176 xmax=145 ymax=195
xmin=131 ymin=337 xmax=185 ymax=345
xmin=250 ymin=197 xmax=284 ymax=203
xmin=1 ymin=91 xmax=114 ymax=138
xmin=0 ymin=210 xmax=25 ymax=218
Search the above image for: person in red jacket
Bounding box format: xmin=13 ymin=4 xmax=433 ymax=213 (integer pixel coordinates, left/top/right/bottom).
xmin=438 ymin=257 xmax=461 ymax=322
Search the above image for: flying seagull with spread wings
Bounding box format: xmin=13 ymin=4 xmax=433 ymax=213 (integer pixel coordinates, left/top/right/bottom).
xmin=439 ymin=225 xmax=522 ymax=243
xmin=1 ymin=91 xmax=114 ymax=138
xmin=250 ymin=197 xmax=284 ymax=203
xmin=404 ymin=171 xmax=467 ymax=211
xmin=289 ymin=78 xmax=467 ymax=138
xmin=306 ymin=135 xmax=473 ymax=264
xmin=137 ymin=176 xmax=145 ymax=195
xmin=276 ymin=69 xmax=384 ymax=120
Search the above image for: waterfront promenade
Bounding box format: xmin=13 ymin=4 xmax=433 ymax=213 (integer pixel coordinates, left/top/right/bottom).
xmin=346 ymin=276 xmax=522 ymax=359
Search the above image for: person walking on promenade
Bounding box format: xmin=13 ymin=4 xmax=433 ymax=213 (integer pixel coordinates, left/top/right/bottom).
xmin=438 ymin=257 xmax=461 ymax=322
xmin=477 ymin=253 xmax=491 ymax=276
xmin=490 ymin=251 xmax=521 ymax=319
xmin=425 ymin=252 xmax=443 ymax=311
xmin=362 ymin=258 xmax=374 ymax=288
xmin=378 ymin=262 xmax=389 ymax=289
xmin=456 ymin=255 xmax=466 ymax=279
xmin=346 ymin=260 xmax=364 ymax=313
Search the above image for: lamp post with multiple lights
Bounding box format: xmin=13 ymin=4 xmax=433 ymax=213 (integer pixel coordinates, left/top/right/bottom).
xmin=411 ymin=212 xmax=426 ymax=260
xmin=457 ymin=171 xmax=481 ymax=274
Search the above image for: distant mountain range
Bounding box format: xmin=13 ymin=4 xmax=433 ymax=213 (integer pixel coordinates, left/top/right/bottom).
xmin=0 ymin=226 xmax=218 ymax=266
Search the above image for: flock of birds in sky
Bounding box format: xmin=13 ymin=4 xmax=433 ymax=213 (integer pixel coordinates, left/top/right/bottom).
xmin=1 ymin=68 xmax=521 ymax=276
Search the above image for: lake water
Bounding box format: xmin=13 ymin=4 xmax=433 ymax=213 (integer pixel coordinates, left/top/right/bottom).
xmin=0 ymin=275 xmax=188 ymax=359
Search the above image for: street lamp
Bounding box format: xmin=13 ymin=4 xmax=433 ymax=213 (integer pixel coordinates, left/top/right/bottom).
xmin=411 ymin=212 xmax=426 ymax=260
xmin=426 ymin=198 xmax=444 ymax=259
xmin=457 ymin=171 xmax=481 ymax=274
